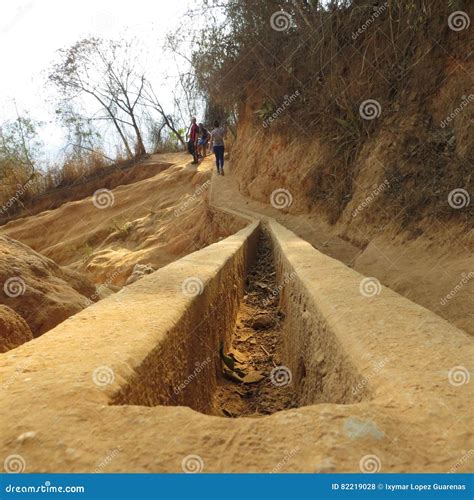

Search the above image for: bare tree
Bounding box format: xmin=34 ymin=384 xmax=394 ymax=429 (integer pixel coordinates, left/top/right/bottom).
xmin=140 ymin=81 xmax=186 ymax=147
xmin=49 ymin=38 xmax=148 ymax=159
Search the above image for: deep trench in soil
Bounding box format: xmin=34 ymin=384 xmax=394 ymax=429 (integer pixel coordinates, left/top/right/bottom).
xmin=213 ymin=231 xmax=298 ymax=417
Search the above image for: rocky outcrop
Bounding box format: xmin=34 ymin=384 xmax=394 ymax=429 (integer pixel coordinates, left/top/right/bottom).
xmin=126 ymin=263 xmax=155 ymax=285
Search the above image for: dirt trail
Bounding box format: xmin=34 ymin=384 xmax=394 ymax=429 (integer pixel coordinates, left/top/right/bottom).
xmin=213 ymin=230 xmax=296 ymax=417
xmin=208 ymin=157 xmax=473 ymax=335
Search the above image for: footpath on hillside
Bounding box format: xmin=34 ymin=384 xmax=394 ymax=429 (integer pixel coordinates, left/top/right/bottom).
xmin=206 ymin=157 xmax=360 ymax=267
xmin=204 ymin=155 xmax=472 ymax=335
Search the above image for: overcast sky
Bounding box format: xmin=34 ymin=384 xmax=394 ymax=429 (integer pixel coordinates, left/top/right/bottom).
xmin=0 ymin=0 xmax=192 ymax=159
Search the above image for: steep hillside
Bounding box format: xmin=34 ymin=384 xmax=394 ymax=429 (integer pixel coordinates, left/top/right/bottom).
xmin=227 ymin=108 xmax=473 ymax=333
xmin=193 ymin=1 xmax=473 ymax=334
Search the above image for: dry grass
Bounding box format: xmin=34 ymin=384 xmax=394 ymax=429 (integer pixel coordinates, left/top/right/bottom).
xmin=0 ymin=152 xmax=115 ymax=221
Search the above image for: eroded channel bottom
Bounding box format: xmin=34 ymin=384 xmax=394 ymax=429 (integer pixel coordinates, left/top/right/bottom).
xmin=112 ymin=224 xmax=367 ymax=417
xmin=213 ymin=231 xmax=297 ymax=417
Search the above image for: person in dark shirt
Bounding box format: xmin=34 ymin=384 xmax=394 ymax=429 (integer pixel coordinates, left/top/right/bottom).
xmin=198 ymin=123 xmax=211 ymax=159
xmin=210 ymin=120 xmax=226 ymax=175
xmin=187 ymin=117 xmax=199 ymax=164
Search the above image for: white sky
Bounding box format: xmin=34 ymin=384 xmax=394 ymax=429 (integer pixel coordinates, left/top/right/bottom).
xmin=0 ymin=0 xmax=192 ymax=159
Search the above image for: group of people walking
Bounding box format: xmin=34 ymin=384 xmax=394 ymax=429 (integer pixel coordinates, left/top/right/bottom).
xmin=187 ymin=117 xmax=226 ymax=175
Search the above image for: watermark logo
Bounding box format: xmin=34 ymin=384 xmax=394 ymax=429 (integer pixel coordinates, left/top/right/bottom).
xmin=89 ymin=267 xmax=125 ymax=303
xmin=2 ymin=361 xmax=32 ymax=390
xmin=0 ymin=181 xmax=33 ymax=216
xmin=351 ymin=357 xmax=390 ymax=396
xmin=3 ymin=277 xmax=26 ymax=298
xmin=271 ymin=446 xmax=301 ymax=473
xmin=262 ymin=91 xmax=301 ymax=128
xmin=270 ymin=11 xmax=292 ymax=31
xmin=440 ymin=272 xmax=474 ymax=306
xmin=352 ymin=2 xmax=388 ymax=40
xmin=92 ymin=188 xmax=115 ymax=209
xmin=181 ymin=277 xmax=204 ymax=297
xmin=262 ymin=271 xmax=297 ymax=307
xmin=359 ymin=277 xmax=381 ymax=298
xmin=448 ymin=366 xmax=470 ymax=387
xmin=174 ymin=181 xmax=211 ymax=217
xmin=448 ymin=188 xmax=470 ymax=209
xmin=352 ymin=179 xmax=390 ymax=218
xmin=181 ymin=454 xmax=204 ymax=473
xmin=359 ymin=454 xmax=382 ymax=473
xmin=449 ymin=449 xmax=474 ymax=473
xmin=359 ymin=99 xmax=382 ymax=120
xmin=448 ymin=11 xmax=470 ymax=32
xmin=440 ymin=94 xmax=474 ymax=128
xmin=270 ymin=366 xmax=292 ymax=387
xmin=4 ymin=454 xmax=26 ymax=473
xmin=92 ymin=366 xmax=115 ymax=387
xmin=94 ymin=447 xmax=123 ymax=473
xmin=174 ymin=357 xmax=212 ymax=395
xmin=270 ymin=189 xmax=293 ymax=209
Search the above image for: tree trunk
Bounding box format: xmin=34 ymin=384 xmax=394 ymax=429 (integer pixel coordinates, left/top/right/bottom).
xmin=130 ymin=114 xmax=146 ymax=157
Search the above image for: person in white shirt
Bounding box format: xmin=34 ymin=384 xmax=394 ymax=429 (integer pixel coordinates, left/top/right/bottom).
xmin=210 ymin=120 xmax=226 ymax=175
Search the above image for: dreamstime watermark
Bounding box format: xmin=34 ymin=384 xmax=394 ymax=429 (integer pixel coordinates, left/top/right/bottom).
xmin=270 ymin=10 xmax=293 ymax=31
xmin=359 ymin=277 xmax=381 ymax=297
xmin=181 ymin=454 xmax=204 ymax=473
xmin=352 ymin=2 xmax=388 ymax=40
xmin=352 ymin=179 xmax=390 ymax=218
xmin=4 ymin=454 xmax=26 ymax=473
xmin=3 ymin=277 xmax=26 ymax=298
xmin=4 ymin=482 xmax=84 ymax=493
xmin=270 ymin=188 xmax=293 ymax=209
xmin=181 ymin=277 xmax=204 ymax=297
xmin=262 ymin=91 xmax=301 ymax=128
xmin=92 ymin=188 xmax=115 ymax=209
xmin=270 ymin=446 xmax=301 ymax=473
xmin=448 ymin=188 xmax=470 ymax=209
xmin=174 ymin=180 xmax=211 ymax=217
xmin=85 ymin=267 xmax=125 ymax=306
xmin=448 ymin=11 xmax=470 ymax=32
xmin=262 ymin=271 xmax=297 ymax=306
xmin=359 ymin=99 xmax=382 ymax=120
xmin=92 ymin=365 xmax=115 ymax=387
xmin=173 ymin=357 xmax=212 ymax=395
xmin=359 ymin=454 xmax=382 ymax=473
xmin=440 ymin=272 xmax=473 ymax=306
xmin=0 ymin=180 xmax=33 ymax=216
xmin=447 ymin=366 xmax=470 ymax=387
xmin=352 ymin=357 xmax=390 ymax=396
xmin=270 ymin=366 xmax=292 ymax=387
xmin=440 ymin=94 xmax=474 ymax=128
xmin=1 ymin=361 xmax=32 ymax=390
xmin=449 ymin=449 xmax=474 ymax=473
xmin=94 ymin=446 xmax=123 ymax=473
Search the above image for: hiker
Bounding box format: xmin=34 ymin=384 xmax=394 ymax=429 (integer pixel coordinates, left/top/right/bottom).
xmin=210 ymin=120 xmax=226 ymax=175
xmin=197 ymin=123 xmax=211 ymax=158
xmin=187 ymin=117 xmax=199 ymax=164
